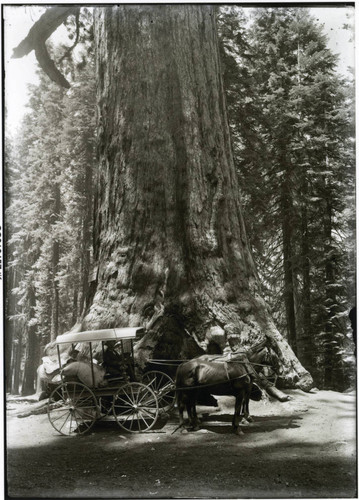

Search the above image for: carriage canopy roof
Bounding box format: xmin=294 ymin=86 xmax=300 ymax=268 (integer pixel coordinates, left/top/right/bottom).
xmin=55 ymin=327 xmax=145 ymax=344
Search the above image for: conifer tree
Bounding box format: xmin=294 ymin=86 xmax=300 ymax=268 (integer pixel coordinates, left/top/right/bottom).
xmin=220 ymin=6 xmax=355 ymax=388
xmin=6 ymin=22 xmax=95 ymax=393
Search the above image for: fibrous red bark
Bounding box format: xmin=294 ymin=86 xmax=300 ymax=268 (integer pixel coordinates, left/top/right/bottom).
xmin=82 ymin=5 xmax=313 ymax=390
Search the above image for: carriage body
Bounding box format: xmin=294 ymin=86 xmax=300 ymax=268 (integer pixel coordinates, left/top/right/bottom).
xmin=54 ymin=327 xmax=142 ymax=387
xmin=47 ymin=327 xmax=175 ymax=436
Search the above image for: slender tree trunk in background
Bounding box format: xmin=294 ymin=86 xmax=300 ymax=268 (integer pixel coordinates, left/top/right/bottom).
xmin=323 ymin=195 xmax=334 ymax=388
xmin=9 ymin=343 xmax=15 ymax=393
xmin=299 ymin=176 xmax=313 ymax=374
xmin=6 ymin=321 xmax=14 ymax=393
xmin=21 ymin=285 xmax=39 ymax=395
xmin=5 ymin=144 xmax=16 ymax=393
xmin=10 ymin=327 xmax=23 ymax=395
xmin=280 ymin=149 xmax=297 ymax=354
xmin=51 ymin=249 xmax=59 ymax=340
xmin=80 ymin=5 xmax=312 ymax=389
xmin=322 ymin=184 xmax=344 ymax=390
xmin=11 ymin=336 xmax=22 ymax=395
xmin=5 ymin=267 xmax=16 ymax=392
xmin=294 ymin=52 xmax=311 ymax=369
xmin=80 ymin=159 xmax=93 ymax=314
xmin=50 ymin=182 xmax=61 ymax=341
xmin=72 ymin=286 xmax=79 ymax=325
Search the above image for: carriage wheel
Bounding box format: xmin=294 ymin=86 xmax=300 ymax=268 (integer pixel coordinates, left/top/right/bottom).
xmin=141 ymin=371 xmax=176 ymax=412
xmin=113 ymin=382 xmax=159 ymax=433
xmin=48 ymin=382 xmax=98 ymax=436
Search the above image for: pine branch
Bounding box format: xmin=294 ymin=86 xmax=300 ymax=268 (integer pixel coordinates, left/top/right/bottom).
xmin=12 ymin=6 xmax=80 ymax=89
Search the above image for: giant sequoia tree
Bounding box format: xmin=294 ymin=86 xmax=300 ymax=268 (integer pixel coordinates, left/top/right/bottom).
xmin=14 ymin=5 xmax=313 ymax=390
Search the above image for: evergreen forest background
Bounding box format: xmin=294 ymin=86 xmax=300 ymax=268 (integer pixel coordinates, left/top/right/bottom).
xmin=5 ymin=6 xmax=356 ymax=396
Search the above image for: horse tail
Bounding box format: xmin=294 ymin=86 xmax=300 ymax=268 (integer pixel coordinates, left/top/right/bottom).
xmin=175 ymin=361 xmax=198 ymax=407
xmin=175 ymin=363 xmax=189 ymax=424
xmin=175 ymin=362 xmax=186 ymax=407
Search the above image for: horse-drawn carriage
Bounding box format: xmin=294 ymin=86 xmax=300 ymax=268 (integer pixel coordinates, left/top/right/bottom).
xmin=45 ymin=327 xmax=283 ymax=436
xmin=46 ymin=327 xmax=175 ymax=435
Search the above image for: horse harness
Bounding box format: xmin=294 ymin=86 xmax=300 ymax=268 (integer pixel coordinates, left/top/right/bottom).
xmin=224 ymin=361 xmax=231 ymax=381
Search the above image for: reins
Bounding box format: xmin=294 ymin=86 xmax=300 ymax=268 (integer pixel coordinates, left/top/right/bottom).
xmin=147 ymin=348 xmax=274 ymax=392
xmin=148 ymin=359 xmax=271 ymax=368
xmin=174 ymin=371 xmax=250 ymax=391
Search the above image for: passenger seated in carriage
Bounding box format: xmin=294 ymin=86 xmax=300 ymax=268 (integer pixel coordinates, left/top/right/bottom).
xmin=102 ymin=340 xmax=135 ymax=381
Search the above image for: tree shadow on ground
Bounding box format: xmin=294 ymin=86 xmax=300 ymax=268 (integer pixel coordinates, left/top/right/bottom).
xmin=199 ymin=412 xmax=302 ymax=434
xmin=6 ymin=422 xmax=356 ymax=499
xmin=93 ymin=411 xmax=171 ymax=432
xmin=6 ymin=391 xmax=356 ymax=498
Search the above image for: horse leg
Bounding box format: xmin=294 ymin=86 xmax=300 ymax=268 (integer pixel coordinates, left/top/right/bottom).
xmin=243 ymin=380 xmax=254 ymax=423
xmin=240 ymin=397 xmax=253 ymax=424
xmin=185 ymin=400 xmax=193 ymax=427
xmin=191 ymin=399 xmax=200 ymax=431
xmin=233 ymin=393 xmax=244 ymax=435
xmin=244 ymin=398 xmax=254 ymax=423
xmin=187 ymin=391 xmax=199 ymax=431
xmin=243 ymin=399 xmax=253 ymax=422
xmin=177 ymin=391 xmax=186 ymax=428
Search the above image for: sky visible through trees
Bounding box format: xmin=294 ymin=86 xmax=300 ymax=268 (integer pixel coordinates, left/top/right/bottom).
xmin=4 ymin=5 xmax=354 ymax=135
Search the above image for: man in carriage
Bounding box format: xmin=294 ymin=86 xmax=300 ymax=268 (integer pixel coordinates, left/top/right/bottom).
xmin=102 ymin=340 xmax=135 ymax=382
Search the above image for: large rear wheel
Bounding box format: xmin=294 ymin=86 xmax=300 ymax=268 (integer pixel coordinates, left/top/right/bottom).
xmin=47 ymin=382 xmax=98 ymax=436
xmin=113 ymin=382 xmax=159 ymax=433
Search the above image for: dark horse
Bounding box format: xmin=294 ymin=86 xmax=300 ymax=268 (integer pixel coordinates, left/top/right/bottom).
xmin=175 ymin=341 xmax=278 ymax=435
xmin=176 ymin=359 xmax=254 ymax=435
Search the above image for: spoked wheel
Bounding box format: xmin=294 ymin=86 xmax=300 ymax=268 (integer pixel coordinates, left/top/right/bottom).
xmin=48 ymin=382 xmax=98 ymax=436
xmin=113 ymin=382 xmax=159 ymax=433
xmin=142 ymin=371 xmax=176 ymax=412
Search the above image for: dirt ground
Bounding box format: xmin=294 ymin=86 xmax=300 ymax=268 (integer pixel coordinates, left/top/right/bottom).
xmin=6 ymin=388 xmax=357 ymax=498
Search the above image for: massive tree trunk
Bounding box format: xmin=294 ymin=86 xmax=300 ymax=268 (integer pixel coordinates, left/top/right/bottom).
xmin=76 ymin=5 xmax=312 ymax=390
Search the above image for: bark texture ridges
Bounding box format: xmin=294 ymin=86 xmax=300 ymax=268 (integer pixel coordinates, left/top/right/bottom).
xmin=82 ymin=5 xmax=312 ymax=390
